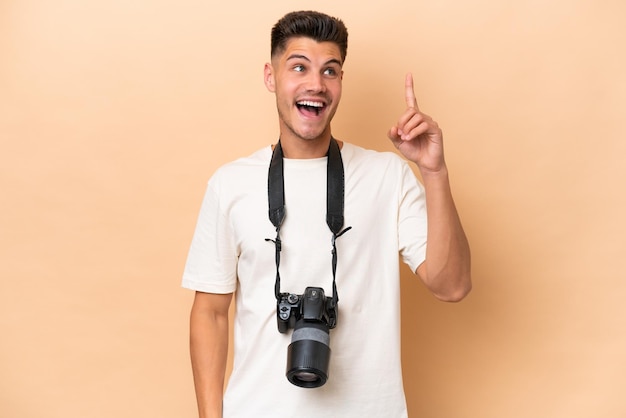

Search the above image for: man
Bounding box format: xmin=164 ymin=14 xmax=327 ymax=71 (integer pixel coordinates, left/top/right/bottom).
xmin=183 ymin=10 xmax=471 ymax=418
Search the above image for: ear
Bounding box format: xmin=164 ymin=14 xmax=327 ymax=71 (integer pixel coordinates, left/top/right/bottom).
xmin=264 ymin=63 xmax=276 ymax=92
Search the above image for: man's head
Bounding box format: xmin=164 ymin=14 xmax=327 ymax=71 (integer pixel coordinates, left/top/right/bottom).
xmin=271 ymin=11 xmax=348 ymax=64
xmin=265 ymin=11 xmax=349 ymax=149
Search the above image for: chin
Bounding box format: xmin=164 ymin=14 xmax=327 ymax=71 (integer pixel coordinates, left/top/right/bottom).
xmin=300 ymin=124 xmax=332 ymax=140
xmin=299 ymin=133 xmax=328 ymax=142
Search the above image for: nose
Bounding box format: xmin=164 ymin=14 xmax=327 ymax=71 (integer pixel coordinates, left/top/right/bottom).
xmin=304 ymin=72 xmax=325 ymax=93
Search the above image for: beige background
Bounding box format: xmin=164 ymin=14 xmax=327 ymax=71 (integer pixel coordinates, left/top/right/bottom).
xmin=1 ymin=0 xmax=625 ymax=417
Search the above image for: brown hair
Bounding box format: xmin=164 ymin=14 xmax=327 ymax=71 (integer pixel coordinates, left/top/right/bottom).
xmin=271 ymin=11 xmax=349 ymax=63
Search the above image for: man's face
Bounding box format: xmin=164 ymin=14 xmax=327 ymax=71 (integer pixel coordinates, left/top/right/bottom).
xmin=265 ymin=37 xmax=343 ymax=144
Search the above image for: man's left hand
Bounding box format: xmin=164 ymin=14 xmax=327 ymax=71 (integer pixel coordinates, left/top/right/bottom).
xmin=387 ymin=73 xmax=446 ymax=174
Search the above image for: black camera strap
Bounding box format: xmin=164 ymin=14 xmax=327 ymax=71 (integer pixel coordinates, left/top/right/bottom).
xmin=266 ymin=138 xmax=351 ymax=308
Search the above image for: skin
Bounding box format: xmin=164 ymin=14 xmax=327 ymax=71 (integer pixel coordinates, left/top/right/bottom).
xmin=189 ymin=291 xmax=231 ymax=418
xmin=389 ymin=73 xmax=472 ymax=301
xmin=189 ymin=36 xmax=471 ymax=418
xmin=263 ymin=37 xmax=344 ymax=158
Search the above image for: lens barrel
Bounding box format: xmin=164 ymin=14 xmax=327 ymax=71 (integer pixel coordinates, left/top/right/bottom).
xmin=286 ymin=320 xmax=331 ymax=388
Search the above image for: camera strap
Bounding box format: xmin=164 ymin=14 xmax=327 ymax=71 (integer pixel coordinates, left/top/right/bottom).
xmin=266 ymin=138 xmax=352 ymax=308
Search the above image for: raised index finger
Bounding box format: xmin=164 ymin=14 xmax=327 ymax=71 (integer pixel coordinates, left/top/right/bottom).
xmin=405 ymin=72 xmax=419 ymax=110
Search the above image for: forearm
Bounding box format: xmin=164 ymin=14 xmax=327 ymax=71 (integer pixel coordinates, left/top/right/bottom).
xmin=190 ymin=292 xmax=232 ymax=418
xmin=418 ymin=166 xmax=471 ymax=301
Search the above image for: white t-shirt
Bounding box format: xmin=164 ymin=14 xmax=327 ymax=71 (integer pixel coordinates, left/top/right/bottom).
xmin=183 ymin=142 xmax=427 ymax=418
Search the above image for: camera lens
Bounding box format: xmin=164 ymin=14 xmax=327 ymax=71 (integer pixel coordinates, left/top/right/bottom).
xmin=293 ymin=371 xmax=318 ymax=382
xmin=286 ymin=320 xmax=331 ymax=388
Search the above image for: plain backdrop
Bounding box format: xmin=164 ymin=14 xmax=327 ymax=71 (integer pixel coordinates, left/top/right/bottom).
xmin=1 ymin=0 xmax=625 ymax=417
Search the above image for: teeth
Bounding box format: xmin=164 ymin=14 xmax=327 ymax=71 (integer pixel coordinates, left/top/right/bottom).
xmin=297 ymin=100 xmax=324 ymax=108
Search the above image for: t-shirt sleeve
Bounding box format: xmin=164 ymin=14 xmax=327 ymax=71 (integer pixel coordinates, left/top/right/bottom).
xmin=181 ymin=176 xmax=238 ymax=293
xmin=397 ymin=162 xmax=428 ymax=273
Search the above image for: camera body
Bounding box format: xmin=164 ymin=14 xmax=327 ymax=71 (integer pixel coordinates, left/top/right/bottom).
xmin=277 ymin=286 xmax=337 ymax=334
xmin=276 ymin=287 xmax=338 ymax=388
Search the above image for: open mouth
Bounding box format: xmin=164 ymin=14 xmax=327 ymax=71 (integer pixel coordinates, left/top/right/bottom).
xmin=296 ymin=100 xmax=326 ymax=117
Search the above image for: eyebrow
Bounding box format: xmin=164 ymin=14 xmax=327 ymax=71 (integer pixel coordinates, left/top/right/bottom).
xmin=286 ymin=54 xmax=342 ymax=67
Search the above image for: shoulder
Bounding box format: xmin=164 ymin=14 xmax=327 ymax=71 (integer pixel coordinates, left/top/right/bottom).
xmin=215 ymin=146 xmax=272 ymax=176
xmin=341 ymin=142 xmax=423 ymax=198
xmin=342 ymin=142 xmax=410 ymax=174
xmin=209 ymin=146 xmax=272 ymax=189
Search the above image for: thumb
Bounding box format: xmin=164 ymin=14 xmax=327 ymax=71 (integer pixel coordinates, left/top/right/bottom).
xmin=387 ymin=126 xmax=403 ymax=147
xmin=387 ymin=125 xmax=399 ymax=140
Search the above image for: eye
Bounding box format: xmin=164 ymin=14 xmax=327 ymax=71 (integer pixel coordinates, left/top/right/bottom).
xmin=323 ymin=67 xmax=338 ymax=77
xmin=293 ymin=64 xmax=305 ymax=72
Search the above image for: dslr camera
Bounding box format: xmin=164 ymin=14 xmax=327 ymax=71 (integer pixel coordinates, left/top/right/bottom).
xmin=277 ymin=286 xmax=338 ymax=388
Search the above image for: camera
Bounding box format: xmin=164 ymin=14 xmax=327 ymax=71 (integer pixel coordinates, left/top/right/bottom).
xmin=276 ymin=286 xmax=338 ymax=388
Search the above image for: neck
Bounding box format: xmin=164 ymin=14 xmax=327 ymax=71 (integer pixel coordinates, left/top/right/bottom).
xmin=278 ymin=136 xmax=330 ymax=159
xmin=275 ymin=134 xmax=345 ymax=159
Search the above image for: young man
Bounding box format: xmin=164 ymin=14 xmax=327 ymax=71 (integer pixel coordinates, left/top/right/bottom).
xmin=183 ymin=10 xmax=471 ymax=418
